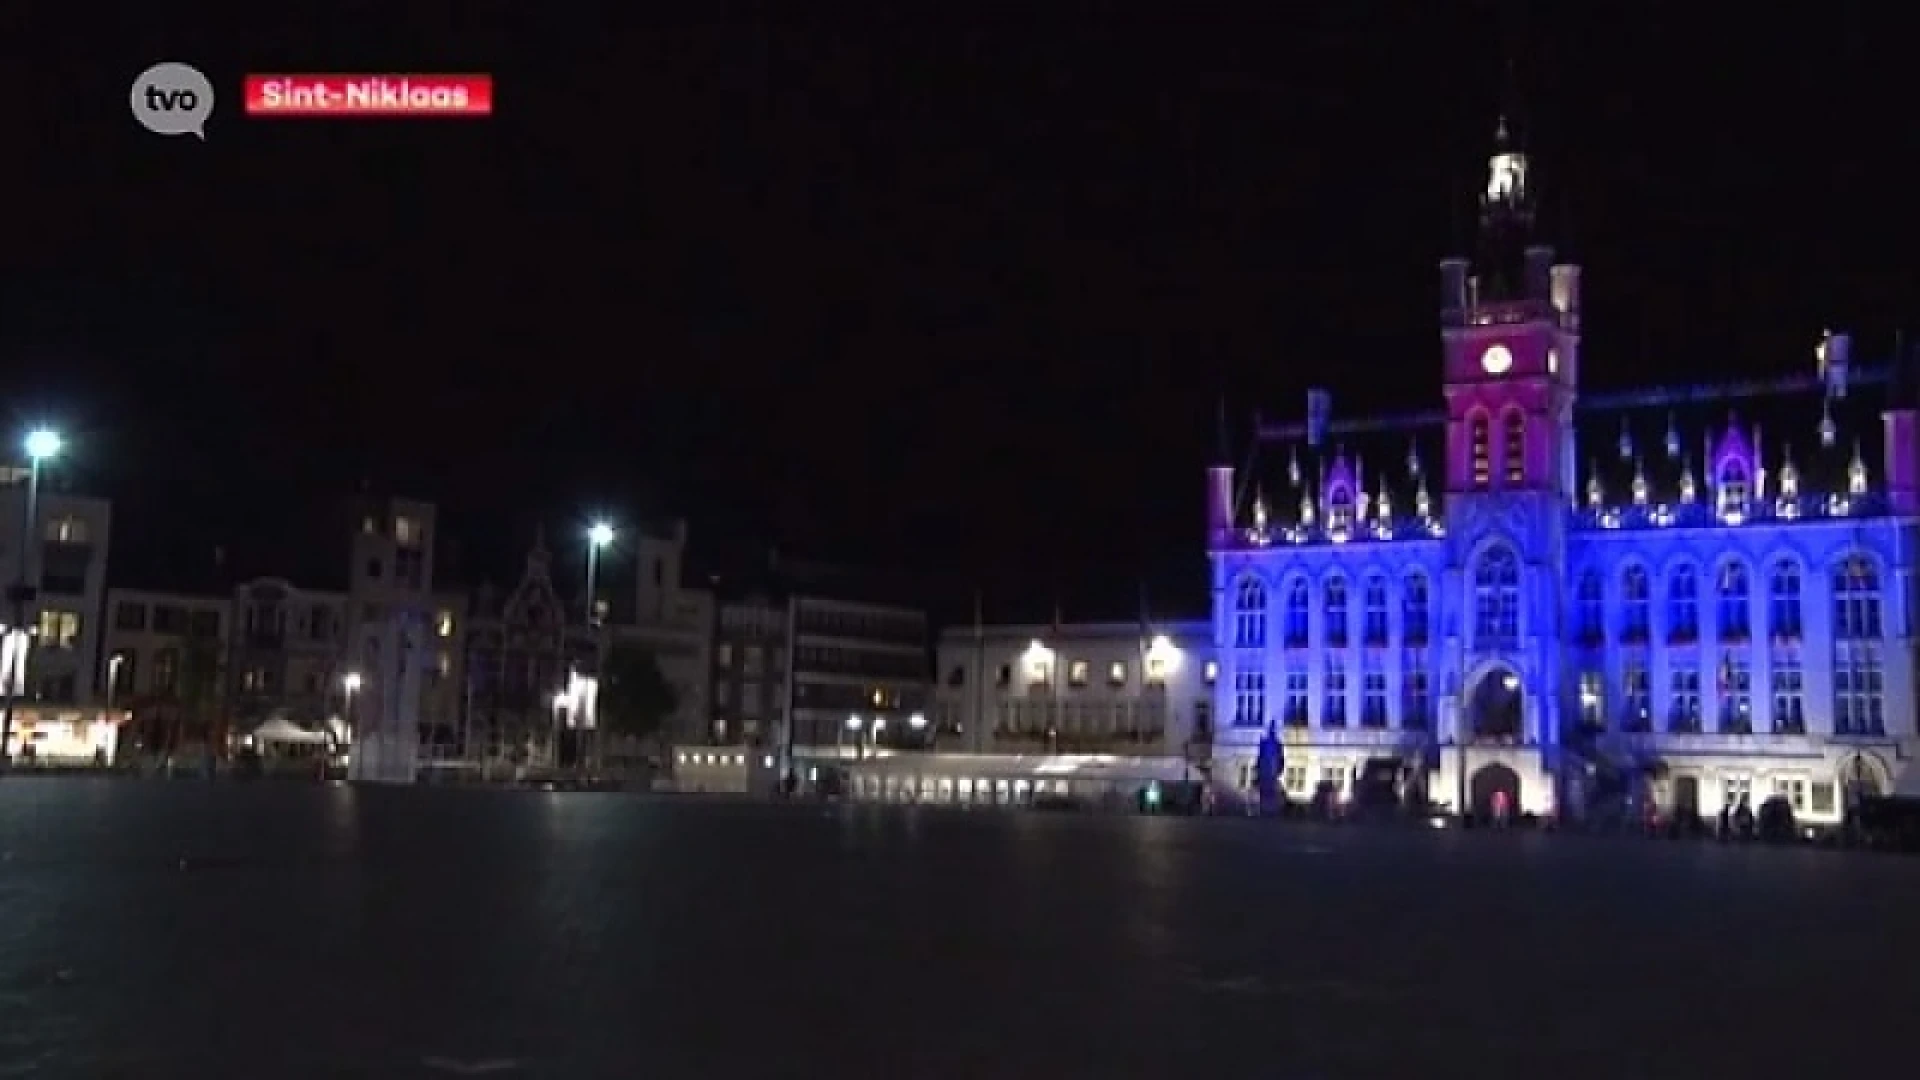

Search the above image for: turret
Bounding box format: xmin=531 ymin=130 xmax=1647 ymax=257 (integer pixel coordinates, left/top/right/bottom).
xmin=1207 ymin=464 xmax=1235 ymax=545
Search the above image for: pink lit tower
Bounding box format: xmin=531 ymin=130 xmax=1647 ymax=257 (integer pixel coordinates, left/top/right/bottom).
xmin=1431 ymin=115 xmax=1584 ymax=810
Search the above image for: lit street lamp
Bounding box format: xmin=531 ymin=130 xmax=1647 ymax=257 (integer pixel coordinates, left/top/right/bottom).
xmin=585 ymin=522 xmax=614 ymax=627
xmin=0 ymin=427 xmax=62 ymax=769
xmin=341 ymin=670 xmax=363 ymax=748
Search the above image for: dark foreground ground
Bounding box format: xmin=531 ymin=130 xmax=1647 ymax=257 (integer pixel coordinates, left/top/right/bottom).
xmin=1 ymin=781 xmax=1916 ymax=1079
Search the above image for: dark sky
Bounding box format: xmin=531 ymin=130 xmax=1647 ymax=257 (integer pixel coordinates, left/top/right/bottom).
xmin=6 ymin=7 xmax=1917 ymax=622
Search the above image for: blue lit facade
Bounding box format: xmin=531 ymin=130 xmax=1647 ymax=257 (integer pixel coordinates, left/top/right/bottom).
xmin=1207 ymin=123 xmax=1920 ymax=822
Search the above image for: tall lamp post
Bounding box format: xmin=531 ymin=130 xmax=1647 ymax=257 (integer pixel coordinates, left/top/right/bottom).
xmin=585 ymin=522 xmax=614 ymax=627
xmin=0 ymin=427 xmax=62 ymax=768
xmin=341 ymin=670 xmax=363 ymax=746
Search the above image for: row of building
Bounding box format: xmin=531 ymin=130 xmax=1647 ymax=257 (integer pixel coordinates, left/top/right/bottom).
xmin=0 ymin=483 xmax=935 ymax=771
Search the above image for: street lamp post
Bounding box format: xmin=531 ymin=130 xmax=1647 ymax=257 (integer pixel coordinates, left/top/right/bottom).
xmin=0 ymin=428 xmax=62 ymax=769
xmin=585 ymin=522 xmax=614 ymax=627
xmin=341 ymin=670 xmax=363 ymax=749
xmin=551 ymin=688 xmax=570 ymax=771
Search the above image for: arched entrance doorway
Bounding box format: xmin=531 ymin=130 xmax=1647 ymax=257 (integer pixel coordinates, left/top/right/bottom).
xmin=1840 ymin=752 xmax=1891 ymax=809
xmin=1466 ymin=667 xmax=1524 ymax=743
xmin=1470 ymin=763 xmax=1521 ymax=819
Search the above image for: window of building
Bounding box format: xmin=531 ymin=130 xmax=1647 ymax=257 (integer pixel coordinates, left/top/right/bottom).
xmin=1621 ymin=565 xmax=1650 ymax=640
xmin=1667 ymin=565 xmax=1699 ymax=641
xmin=744 ymin=645 xmax=764 ymax=675
xmin=1473 ymin=546 xmax=1519 ymax=647
xmin=1833 ymin=642 xmax=1885 ymax=736
xmin=1668 ymin=663 xmax=1701 ymax=733
xmin=1721 ymin=773 xmax=1752 ymax=810
xmin=1362 ymin=576 xmax=1388 ymax=645
xmin=1323 ymin=576 xmax=1349 ymax=648
xmin=44 ymin=516 xmax=88 ymax=545
xmin=394 ymin=515 xmax=422 ymax=548
xmin=114 ymin=602 xmax=147 ymax=632
xmin=1769 ymin=644 xmax=1804 ymax=734
xmin=1576 ymin=570 xmax=1604 ymax=643
xmin=437 ymin=610 xmax=456 ymax=638
xmin=152 ymin=649 xmax=179 ymax=694
xmin=189 ymin=610 xmax=220 ymax=639
xmin=1502 ymin=409 xmax=1525 ymax=485
xmin=1716 ymin=461 xmax=1750 ymax=514
xmin=1832 ymin=555 xmax=1882 ymax=640
xmin=1717 ymin=561 xmax=1751 ymax=639
xmin=1326 ymin=482 xmax=1355 ymax=535
xmin=35 ymin=609 xmax=80 ymax=649
xmin=1107 ymin=661 xmax=1126 ymax=686
xmin=1578 ymin=671 xmax=1604 ymax=730
xmin=995 ymin=664 xmax=1011 ymax=688
xmin=1717 ymin=649 xmax=1751 ymax=734
xmin=1470 ymin=414 xmax=1491 ymax=488
xmin=1281 ymin=665 xmax=1308 ymax=727
xmin=1202 ymin=660 xmax=1218 ymax=685
xmin=1402 ymin=572 xmax=1429 ymax=644
xmin=1284 ymin=579 xmax=1310 ymax=647
xmin=1360 ymin=660 xmax=1387 ymax=728
xmin=1401 ymin=651 xmax=1430 ymax=731
xmin=1067 ymin=660 xmax=1089 ymax=688
xmin=1233 ymin=576 xmax=1268 ymax=649
xmin=365 ymin=558 xmax=383 ymax=581
xmin=1620 ymin=653 xmax=1651 ymax=732
xmin=1232 ymin=669 xmax=1266 ymax=729
xmin=1769 ymin=560 xmax=1802 ymax=638
xmin=1321 ymin=654 xmax=1347 ymax=727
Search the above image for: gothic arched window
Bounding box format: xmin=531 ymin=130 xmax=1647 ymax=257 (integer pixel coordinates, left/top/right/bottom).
xmin=1323 ymin=576 xmax=1349 ymax=648
xmin=1667 ymin=565 xmax=1699 ymax=641
xmin=1716 ymin=561 xmax=1751 ymax=639
xmin=1621 ymin=565 xmax=1650 ymax=640
xmin=1363 ymin=575 xmax=1388 ymax=644
xmin=1832 ymin=555 xmax=1882 ymax=640
xmin=1576 ymin=569 xmax=1604 ymax=642
xmin=1233 ymin=576 xmax=1268 ymax=649
xmin=1402 ymin=572 xmax=1430 ymax=644
xmin=1472 ymin=545 xmax=1520 ymax=647
xmin=1768 ymin=559 xmax=1802 ymax=638
xmin=1284 ymin=578 xmax=1310 ymax=647
xmin=1832 ymin=554 xmax=1884 ymax=736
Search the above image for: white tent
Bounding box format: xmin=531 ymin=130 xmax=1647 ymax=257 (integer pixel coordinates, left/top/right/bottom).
xmin=251 ymin=716 xmax=328 ymax=746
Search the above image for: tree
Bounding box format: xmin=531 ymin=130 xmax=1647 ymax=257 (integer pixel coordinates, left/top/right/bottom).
xmin=164 ymin=633 xmax=225 ymax=756
xmin=597 ymin=644 xmax=678 ymax=745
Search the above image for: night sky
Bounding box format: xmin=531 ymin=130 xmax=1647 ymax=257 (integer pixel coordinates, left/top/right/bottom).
xmin=7 ymin=8 xmax=1917 ymax=623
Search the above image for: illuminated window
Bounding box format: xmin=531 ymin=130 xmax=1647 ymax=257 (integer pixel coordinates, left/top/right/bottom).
xmin=1832 ymin=554 xmax=1884 ymax=736
xmin=34 ymin=609 xmax=80 ymax=649
xmin=44 ymin=516 xmax=88 ymax=544
xmin=1621 ymin=566 xmax=1651 ymax=640
xmin=1768 ymin=560 xmax=1803 ymax=637
xmin=1716 ymin=461 xmax=1750 ymax=514
xmin=1717 ymin=650 xmax=1752 ymax=734
xmin=1472 ymin=546 xmax=1519 ymax=647
xmin=1232 ymin=669 xmax=1266 ymax=729
xmin=1402 ymin=573 xmax=1429 ymax=644
xmin=394 ymin=515 xmax=423 ymax=547
xmin=1667 ymin=565 xmax=1699 ymax=641
xmin=1067 ymin=660 xmax=1089 ymax=688
xmin=1326 ymin=483 xmax=1355 ymax=534
xmin=436 ymin=610 xmax=456 ymax=638
xmin=1619 ymin=655 xmax=1650 ymax=731
xmin=1323 ymin=576 xmax=1349 ymax=648
xmin=1578 ymin=671 xmax=1604 ymax=730
xmin=1281 ymin=666 xmax=1308 ymax=726
xmin=1360 ymin=659 xmax=1387 ymax=728
xmin=1321 ymin=654 xmax=1347 ymax=727
xmin=1832 ymin=555 xmax=1881 ymax=639
xmin=1502 ymin=410 xmax=1526 ymax=484
xmin=1401 ymin=650 xmax=1430 ymax=730
xmin=1283 ymin=579 xmax=1310 ymax=647
xmin=1202 ymin=660 xmax=1218 ymax=685
xmin=1668 ymin=664 xmax=1701 ymax=732
xmin=1233 ymin=577 xmax=1268 ymax=649
xmin=1470 ymin=415 xmax=1491 ymax=488
xmin=1107 ymin=661 xmax=1126 ymax=686
xmin=1362 ymin=576 xmax=1388 ymax=645
xmin=1716 ymin=562 xmax=1751 ymax=639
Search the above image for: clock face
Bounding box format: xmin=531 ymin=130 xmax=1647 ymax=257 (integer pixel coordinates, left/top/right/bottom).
xmin=1480 ymin=344 xmax=1514 ymax=375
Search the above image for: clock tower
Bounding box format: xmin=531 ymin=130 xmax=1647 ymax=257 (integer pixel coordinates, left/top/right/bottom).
xmin=1431 ymin=116 xmax=1584 ymax=813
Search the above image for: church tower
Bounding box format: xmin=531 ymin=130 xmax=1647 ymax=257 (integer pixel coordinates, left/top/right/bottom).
xmin=1433 ymin=116 xmax=1584 ymax=810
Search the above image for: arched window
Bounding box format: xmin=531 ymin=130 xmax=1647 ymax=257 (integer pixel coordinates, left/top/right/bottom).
xmin=1576 ymin=570 xmax=1604 ymax=642
xmin=1327 ymin=483 xmax=1355 ymax=534
xmin=1402 ymin=572 xmax=1430 ymax=644
xmin=1716 ymin=561 xmax=1751 ymax=639
xmin=1324 ymin=576 xmax=1349 ymax=648
xmin=1667 ymin=565 xmax=1699 ymax=641
xmin=1768 ymin=559 xmax=1802 ymax=638
xmin=1832 ymin=555 xmax=1882 ymax=640
xmin=1832 ymin=555 xmax=1885 ymax=737
xmin=1472 ymin=545 xmax=1520 ymax=647
xmin=1502 ymin=410 xmax=1526 ymax=485
xmin=1283 ymin=578 xmax=1310 ymax=647
xmin=1717 ymin=460 xmax=1750 ymax=513
xmin=1470 ymin=414 xmax=1491 ymax=488
xmin=1233 ymin=576 xmax=1267 ymax=649
xmin=1621 ymin=565 xmax=1650 ymax=640
xmin=1362 ymin=576 xmax=1388 ymax=644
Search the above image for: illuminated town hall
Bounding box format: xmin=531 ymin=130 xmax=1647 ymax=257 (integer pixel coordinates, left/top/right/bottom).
xmin=1206 ymin=122 xmax=1919 ymax=823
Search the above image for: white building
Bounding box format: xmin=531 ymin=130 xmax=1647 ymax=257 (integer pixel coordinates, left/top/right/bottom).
xmin=933 ymin=619 xmax=1216 ymax=760
xmin=0 ymin=465 xmax=112 ymax=706
xmin=344 ymin=497 xmax=437 ymax=783
xmin=610 ymin=521 xmax=712 ymax=753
